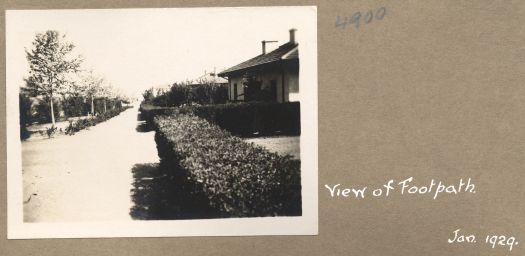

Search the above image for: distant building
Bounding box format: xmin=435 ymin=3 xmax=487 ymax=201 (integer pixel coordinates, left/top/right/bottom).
xmin=195 ymin=69 xmax=228 ymax=85
xmin=218 ymin=29 xmax=299 ymax=103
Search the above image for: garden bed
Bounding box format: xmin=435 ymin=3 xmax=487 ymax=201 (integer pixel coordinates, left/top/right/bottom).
xmin=23 ymin=106 xmax=132 ymax=140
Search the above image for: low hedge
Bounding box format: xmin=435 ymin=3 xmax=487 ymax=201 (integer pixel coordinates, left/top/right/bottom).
xmin=138 ymin=103 xmax=176 ymax=124
xmin=140 ymin=101 xmax=301 ymax=138
xmin=182 ymin=102 xmax=301 ymax=138
xmin=65 ymin=106 xmax=131 ymax=136
xmin=154 ymin=114 xmax=302 ymax=217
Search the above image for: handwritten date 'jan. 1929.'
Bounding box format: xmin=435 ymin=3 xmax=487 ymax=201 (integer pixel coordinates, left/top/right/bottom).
xmin=448 ymin=229 xmax=519 ymax=252
xmin=336 ymin=7 xmax=386 ymax=30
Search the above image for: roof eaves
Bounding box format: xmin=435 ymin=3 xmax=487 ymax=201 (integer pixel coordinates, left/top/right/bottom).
xmin=281 ymin=46 xmax=299 ymax=60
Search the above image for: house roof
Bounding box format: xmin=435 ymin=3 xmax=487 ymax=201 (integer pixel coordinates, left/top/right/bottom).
xmin=282 ymin=47 xmax=298 ymax=60
xmin=218 ymin=42 xmax=299 ymax=76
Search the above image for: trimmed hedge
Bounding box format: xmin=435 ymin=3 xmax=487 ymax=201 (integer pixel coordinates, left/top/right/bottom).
xmin=140 ymin=101 xmax=301 ymax=138
xmin=138 ymin=103 xmax=175 ymax=122
xmin=182 ymin=102 xmax=301 ymax=138
xmin=154 ymin=114 xmax=301 ymax=217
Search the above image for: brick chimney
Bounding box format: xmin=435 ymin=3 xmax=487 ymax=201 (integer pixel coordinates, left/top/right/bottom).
xmin=289 ymin=28 xmax=297 ymax=44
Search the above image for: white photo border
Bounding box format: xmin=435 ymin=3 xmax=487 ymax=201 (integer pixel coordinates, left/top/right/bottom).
xmin=6 ymin=6 xmax=318 ymax=239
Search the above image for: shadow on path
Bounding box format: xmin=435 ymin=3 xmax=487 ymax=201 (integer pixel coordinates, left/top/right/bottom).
xmin=130 ymin=163 xmax=221 ymax=220
xmin=135 ymin=121 xmax=152 ymax=133
xmin=135 ymin=113 xmax=154 ymax=133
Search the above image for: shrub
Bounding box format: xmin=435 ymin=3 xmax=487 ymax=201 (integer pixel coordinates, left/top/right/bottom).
xmin=154 ymin=114 xmax=302 ymax=217
xmin=46 ymin=126 xmax=57 ymax=138
xmin=64 ymin=106 xmax=131 ymax=136
xmin=62 ymin=96 xmax=89 ymax=117
xmin=65 ymin=120 xmax=78 ymax=135
xmin=184 ymin=102 xmax=301 ymax=137
xmin=34 ymin=97 xmax=62 ymax=124
xmin=138 ymin=103 xmax=176 ymax=131
xmin=19 ymin=93 xmax=32 ymax=140
xmin=94 ymin=98 xmax=123 ymax=115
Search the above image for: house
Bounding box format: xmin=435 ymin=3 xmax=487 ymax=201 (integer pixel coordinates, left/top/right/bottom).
xmin=188 ymin=69 xmax=229 ymax=105
xmin=195 ymin=68 xmax=229 ymax=85
xmin=218 ymin=29 xmax=299 ymax=103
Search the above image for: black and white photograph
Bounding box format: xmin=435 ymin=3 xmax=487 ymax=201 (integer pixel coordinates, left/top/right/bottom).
xmin=6 ymin=7 xmax=318 ymax=238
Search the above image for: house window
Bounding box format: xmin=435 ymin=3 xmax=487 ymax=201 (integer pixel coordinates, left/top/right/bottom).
xmin=233 ymin=83 xmax=238 ymax=100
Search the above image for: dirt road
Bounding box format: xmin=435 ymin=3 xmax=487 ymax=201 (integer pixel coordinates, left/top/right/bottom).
xmin=22 ymin=106 xmax=159 ymax=222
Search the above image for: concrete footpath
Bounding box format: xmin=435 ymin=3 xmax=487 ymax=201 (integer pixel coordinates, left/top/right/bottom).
xmin=22 ymin=106 xmax=159 ymax=222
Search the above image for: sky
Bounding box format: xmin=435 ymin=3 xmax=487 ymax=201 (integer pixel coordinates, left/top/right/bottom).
xmin=6 ymin=7 xmax=315 ymax=99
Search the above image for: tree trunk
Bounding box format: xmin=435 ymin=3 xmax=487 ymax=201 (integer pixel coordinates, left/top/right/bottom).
xmin=50 ymin=96 xmax=56 ymax=126
xmin=91 ymin=95 xmax=94 ymax=115
xmin=104 ymin=99 xmax=107 ymax=113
